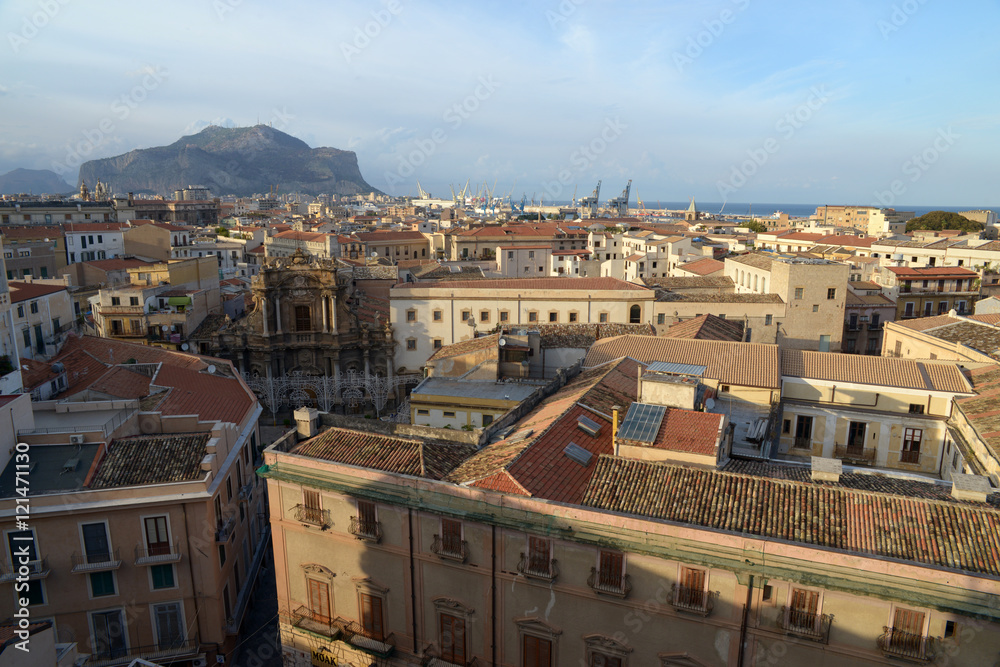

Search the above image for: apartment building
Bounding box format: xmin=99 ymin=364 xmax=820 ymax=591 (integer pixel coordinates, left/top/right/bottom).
xmin=9 ymin=281 xmax=73 ymax=360
xmin=64 ymin=223 xmax=128 ymax=265
xmin=123 ymin=221 xmax=192 ymax=261
xmin=264 ymin=231 xmax=337 ymax=259
xmin=495 ymin=245 xmax=552 ymax=277
xmin=448 ymin=223 xmax=588 ymax=261
xmin=0 ymin=201 xmax=115 ymax=227
xmin=880 ymin=266 xmax=978 ymax=319
xmin=0 ymin=226 xmax=65 ymax=277
xmin=262 ymin=354 xmax=1000 ymax=666
xmin=726 ymin=254 xmax=849 ymax=351
xmin=355 ymin=231 xmax=432 ymax=262
xmin=389 ymin=277 xmax=655 ymax=373
xmin=0 ymin=336 xmax=265 ymax=667
xmin=843 ymin=282 xmax=895 ymax=355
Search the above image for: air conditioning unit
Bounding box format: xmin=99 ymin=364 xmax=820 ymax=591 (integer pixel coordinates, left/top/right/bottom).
xmin=192 ymin=657 xmax=208 ymax=667
xmin=69 ymin=434 xmax=84 ymax=445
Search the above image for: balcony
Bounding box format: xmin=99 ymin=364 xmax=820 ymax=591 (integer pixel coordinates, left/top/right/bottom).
xmin=670 ymin=584 xmax=717 ymax=616
xmin=0 ymin=557 xmax=49 ymax=583
xmin=792 ymin=436 xmax=812 ymax=451
xmin=877 ymin=627 xmax=935 ymax=663
xmin=291 ymin=605 xmax=340 ymax=639
xmin=349 ymin=516 xmax=382 ymax=543
xmin=239 ymin=481 xmax=254 ymax=502
xmin=834 ymin=444 xmax=876 ymax=465
xmin=779 ymin=607 xmax=833 ymax=643
xmin=587 ymin=567 xmax=632 ymax=598
xmin=431 ymin=534 xmax=468 ymax=563
xmin=517 ymin=553 xmax=558 ymax=582
xmin=71 ymin=549 xmax=122 ymax=573
xmin=292 ymin=504 xmax=331 ymax=529
xmin=900 ymin=449 xmax=921 ymax=465
xmin=335 ymin=618 xmax=396 ymax=659
xmin=84 ymin=637 xmax=199 ymax=667
xmin=216 ymin=512 xmax=237 ymax=542
xmin=135 ymin=543 xmax=182 ymax=566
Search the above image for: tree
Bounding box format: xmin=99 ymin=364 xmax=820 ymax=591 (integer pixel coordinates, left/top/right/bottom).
xmin=215 ymin=226 xmax=231 ymax=237
xmin=743 ymin=220 xmax=768 ymax=233
xmin=905 ymin=211 xmax=983 ymax=234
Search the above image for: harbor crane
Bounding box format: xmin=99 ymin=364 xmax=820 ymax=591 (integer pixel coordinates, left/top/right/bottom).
xmin=578 ymin=181 xmax=601 ymax=218
xmin=606 ymin=180 xmax=631 ymax=217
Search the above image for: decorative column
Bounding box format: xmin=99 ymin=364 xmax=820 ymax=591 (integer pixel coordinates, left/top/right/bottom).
xmin=274 ymin=294 xmax=282 ymax=334
xmin=321 ymin=292 xmax=329 ymax=332
xmin=261 ymin=297 xmax=268 ymax=335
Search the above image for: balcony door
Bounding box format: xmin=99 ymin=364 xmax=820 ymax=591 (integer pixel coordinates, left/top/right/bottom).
xmin=308 ymin=578 xmax=331 ymax=624
xmin=144 ymin=517 xmax=170 ymax=556
xmin=847 ymin=422 xmax=866 ymax=450
xmin=91 ymin=609 xmax=127 ymax=659
xmin=82 ymin=523 xmax=111 ymax=563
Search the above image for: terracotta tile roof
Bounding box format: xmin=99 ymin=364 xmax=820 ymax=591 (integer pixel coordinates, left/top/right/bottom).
xmin=448 ymin=358 xmax=641 ymax=504
xmin=292 ymin=427 xmax=476 ymax=480
xmin=82 ymin=258 xmax=155 ymax=271
xmin=845 ymin=291 xmax=895 ymax=306
xmin=656 ymin=291 xmax=783 ymax=304
xmin=723 ymin=459 xmax=1000 ymax=507
xmin=728 ymin=253 xmax=775 ymax=270
xmin=893 ymin=314 xmax=961 ymax=331
xmin=886 ymin=266 xmax=978 ymax=278
xmin=18 ymin=356 xmax=59 ymax=390
xmin=624 ymin=253 xmax=644 ymax=262
xmin=0 ymin=226 xmax=63 ymax=238
xmin=957 ymin=365 xmax=1000 ymax=461
xmin=88 ymin=365 xmax=152 ymax=399
xmin=643 ymin=276 xmax=734 ymax=289
xmin=428 ymin=333 xmax=500 ymax=362
xmin=781 ymin=349 xmax=972 ymax=393
xmin=393 ymin=277 xmax=649 ymax=292
xmin=663 ymin=314 xmax=744 ymax=342
xmin=355 ymin=231 xmax=427 ymax=242
xmin=63 ymin=222 xmax=128 ymax=232
xmin=532 ymin=323 xmax=656 ymax=349
xmin=585 ymin=335 xmax=780 ymax=389
xmin=89 ymin=433 xmax=210 ymax=489
xmin=619 ymin=407 xmax=724 ymax=456
xmin=676 ymin=257 xmax=725 ymax=275
xmin=583 ymin=455 xmax=1000 ymax=576
xmin=849 ymin=280 xmax=882 ymax=290
xmin=272 ymin=230 xmax=329 ymax=242
xmin=972 ymin=313 xmax=1000 ymax=326
xmin=8 ymin=281 xmax=66 ymax=302
xmin=903 ymin=319 xmax=1000 ymax=359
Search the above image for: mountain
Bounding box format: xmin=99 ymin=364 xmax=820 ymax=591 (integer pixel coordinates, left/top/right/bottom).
xmin=0 ymin=168 xmax=74 ymax=195
xmin=78 ymin=125 xmax=379 ymax=197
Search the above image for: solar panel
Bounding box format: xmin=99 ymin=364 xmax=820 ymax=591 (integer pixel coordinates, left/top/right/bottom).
xmin=645 ymin=362 xmax=707 ymax=377
xmin=563 ymin=442 xmax=593 ymax=466
xmin=577 ymin=415 xmax=602 ymax=437
xmin=616 ymin=403 xmax=667 ymax=443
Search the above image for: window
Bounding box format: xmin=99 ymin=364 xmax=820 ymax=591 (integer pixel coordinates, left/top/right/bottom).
xmin=406 ymin=339 xmax=417 ymax=351
xmin=129 ymin=296 xmax=139 ymax=306
xmin=787 ymin=588 xmax=821 ymax=633
xmin=226 ymin=476 xmax=233 ymax=502
xmin=416 ymin=409 xmax=430 ymax=416
xmin=599 ymin=312 xmax=608 ymax=323
xmin=818 ymin=334 xmax=831 ymax=352
xmin=16 ymin=304 xmax=23 ymax=318
xmin=629 ymin=304 xmax=640 ymax=323
xmin=812 ymin=304 xmax=819 ymax=312
xmin=433 ymin=310 xmax=443 ymax=322
xmin=904 ymin=302 xmax=915 ymax=317
xmin=548 ymin=311 xmax=558 ymax=322
xmin=595 ymin=550 xmax=625 ymax=593
xmin=794 ymin=287 xmax=804 ymax=299
xmin=151 ymin=564 xmax=175 ymax=589
xmin=481 ymin=310 xmax=490 ymax=322
xmin=308 ymin=578 xmax=331 ymax=623
xmin=902 ymin=428 xmax=922 ymax=463
xmin=908 ymin=404 xmax=925 ymax=414
xmin=782 ymin=419 xmax=791 ymax=434
xmin=81 ymin=522 xmax=112 ymax=563
xmin=443 ymin=411 xmax=456 ymax=419
xmin=441 ymin=613 xmax=466 ymax=664
xmin=923 ymin=302 xmax=933 ymax=317
xmin=461 ymin=310 xmax=471 ymax=321
xmin=433 ymin=339 xmax=443 ymax=349
xmin=91 ymin=609 xmax=127 ymax=660
xmin=765 ymin=314 xmax=772 ymax=325
xmin=360 ymin=592 xmax=385 ymax=640
xmin=440 ymin=518 xmax=463 ymax=556
xmin=657 ymin=313 xmax=665 ymax=325
xmin=847 ymin=421 xmax=866 ymax=449
xmin=153 ymin=602 xmax=185 ymax=650
xmin=355 ymin=500 xmax=379 ymax=539
xmin=406 ymin=309 xmax=416 ymax=322
xmin=827 ymin=288 xmax=836 ymax=299
xmin=90 ymin=571 xmax=116 ymax=597
xmin=294 ymin=305 xmax=311 ymax=331
xmin=218 ymin=543 xmax=226 ymax=566
xmin=845 ymin=338 xmax=856 ymax=352
xmin=500 ymin=310 xmax=509 ymax=322
xmin=482 ymin=414 xmax=493 ymax=426
xmin=523 ymin=634 xmax=552 ymax=667
xmin=525 ymin=535 xmax=552 ymax=577
xmin=794 ymin=415 xmax=813 ymax=447
xmin=884 ymin=608 xmax=927 ymax=657
xmin=676 ymin=566 xmax=707 ymax=610
xmin=144 ymin=516 xmax=170 ymax=556
xmin=508 ymin=251 xmax=514 ymax=259
xmin=528 ymin=311 xmax=538 ymax=322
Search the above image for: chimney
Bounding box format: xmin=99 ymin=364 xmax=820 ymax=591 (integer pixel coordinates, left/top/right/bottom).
xmin=951 ymin=473 xmax=991 ymax=503
xmin=612 ymin=405 xmax=621 ymax=456
xmin=810 ymin=456 xmax=842 ymax=483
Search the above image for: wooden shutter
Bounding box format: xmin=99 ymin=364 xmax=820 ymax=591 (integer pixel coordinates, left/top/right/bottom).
xmin=598 ymin=551 xmax=623 ymax=589
xmin=893 ymin=608 xmax=924 ymax=635
xmin=528 ymin=536 xmax=550 ymax=572
xmin=145 ymin=517 xmax=170 ymax=555
xmin=681 ymin=567 xmax=706 ymax=607
xmin=303 ymin=490 xmax=320 ymax=510
xmin=442 ymin=518 xmax=462 ymax=554
xmin=441 ymin=613 xmax=466 ymax=664
xmin=361 ymin=593 xmax=384 ymax=640
xmin=308 ymin=579 xmax=330 ymax=623
xmin=523 ymin=635 xmax=552 ymax=667
xmin=790 ymin=589 xmax=819 ymax=629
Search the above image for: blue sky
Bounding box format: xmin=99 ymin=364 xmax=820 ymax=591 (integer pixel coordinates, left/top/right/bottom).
xmin=1 ymin=0 xmax=998 ymax=206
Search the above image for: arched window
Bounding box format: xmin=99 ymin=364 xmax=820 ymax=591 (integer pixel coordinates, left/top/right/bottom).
xmin=629 ymin=305 xmax=641 ymax=323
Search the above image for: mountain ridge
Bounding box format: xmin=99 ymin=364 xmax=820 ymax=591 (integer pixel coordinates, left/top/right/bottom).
xmin=0 ymin=168 xmax=74 ymax=195
xmin=78 ymin=125 xmax=378 ymax=197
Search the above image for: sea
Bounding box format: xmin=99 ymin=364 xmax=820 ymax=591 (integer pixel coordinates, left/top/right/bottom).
xmin=544 ymin=201 xmax=998 ymax=219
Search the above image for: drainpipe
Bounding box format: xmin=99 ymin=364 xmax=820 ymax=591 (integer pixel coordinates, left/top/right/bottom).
xmin=408 ymin=508 xmax=418 ymax=654
xmin=612 ymin=405 xmax=621 ymax=455
xmin=737 ymin=574 xmax=754 ymax=666
xmin=491 ymin=524 xmax=497 ymax=667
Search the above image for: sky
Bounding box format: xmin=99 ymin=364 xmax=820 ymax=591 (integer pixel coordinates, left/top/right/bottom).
xmin=1 ymin=0 xmax=999 ymax=207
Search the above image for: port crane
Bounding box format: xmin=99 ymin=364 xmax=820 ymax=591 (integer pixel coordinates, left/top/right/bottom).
xmin=578 ymin=181 xmax=601 ymax=218
xmin=606 ymin=180 xmax=631 ymax=217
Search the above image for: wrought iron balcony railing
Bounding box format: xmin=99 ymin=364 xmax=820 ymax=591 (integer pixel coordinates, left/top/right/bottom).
xmin=84 ymin=637 xmax=199 ymax=667
xmin=587 ymin=567 xmax=632 ymax=598
xmin=349 ymin=516 xmax=382 ymax=543
xmin=0 ymin=557 xmax=49 ymax=583
xmin=779 ymin=606 xmax=833 ymax=643
xmin=834 ymin=444 xmax=876 ymax=465
xmin=670 ymin=584 xmax=717 ymax=616
xmin=134 ymin=543 xmax=182 ymax=566
xmin=517 ymin=553 xmax=558 ymax=582
xmin=792 ymin=436 xmax=811 ymax=450
xmin=900 ymin=449 xmax=921 ymax=464
xmin=431 ymin=534 xmax=468 ymax=562
xmin=71 ymin=549 xmax=122 ymax=573
xmin=877 ymin=626 xmax=935 ymax=663
xmin=216 ymin=512 xmax=237 ymax=542
xmin=292 ymin=504 xmax=331 ymax=529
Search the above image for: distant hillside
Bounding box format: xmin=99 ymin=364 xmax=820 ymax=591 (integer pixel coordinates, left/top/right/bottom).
xmin=906 ymin=210 xmax=983 ymax=234
xmin=0 ymin=168 xmax=74 ymax=195
xmin=78 ymin=125 xmax=379 ymax=197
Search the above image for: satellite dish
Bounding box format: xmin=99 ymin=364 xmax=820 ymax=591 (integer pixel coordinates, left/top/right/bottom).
xmin=499 ymin=338 xmax=506 ymax=346
xmin=371 ymin=251 xmax=377 ymax=257
xmin=161 ymin=325 xmax=169 ymax=331
xmin=705 ymin=397 xmax=716 ymax=410
xmin=207 ymin=364 xmax=216 ymax=374
xmin=181 ymin=343 xmax=189 ymax=351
